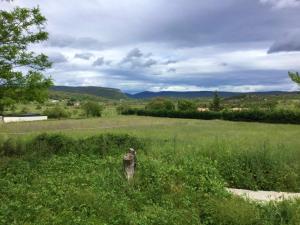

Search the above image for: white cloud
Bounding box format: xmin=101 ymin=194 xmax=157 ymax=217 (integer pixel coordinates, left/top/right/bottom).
xmin=260 ymin=0 xmax=300 ymax=8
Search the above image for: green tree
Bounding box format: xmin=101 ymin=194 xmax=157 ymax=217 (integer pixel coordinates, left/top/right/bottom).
xmin=82 ymin=101 xmax=104 ymax=117
xmin=209 ymin=91 xmax=222 ymax=111
xmin=146 ymin=97 xmax=175 ymax=111
xmin=177 ymin=99 xmax=197 ymax=111
xmin=289 ymin=71 xmax=300 ymax=85
xmin=0 ymin=7 xmax=52 ymax=113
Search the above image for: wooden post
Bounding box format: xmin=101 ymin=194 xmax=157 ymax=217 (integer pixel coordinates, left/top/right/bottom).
xmin=123 ymin=148 xmax=136 ymax=180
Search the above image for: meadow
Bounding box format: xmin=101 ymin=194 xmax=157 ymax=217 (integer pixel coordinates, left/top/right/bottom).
xmin=1 ymin=114 xmax=300 ymax=224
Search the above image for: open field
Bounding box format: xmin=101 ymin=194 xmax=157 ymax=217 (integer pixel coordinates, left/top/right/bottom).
xmin=1 ymin=115 xmax=300 ymax=143
xmin=1 ymin=116 xmax=300 ymax=224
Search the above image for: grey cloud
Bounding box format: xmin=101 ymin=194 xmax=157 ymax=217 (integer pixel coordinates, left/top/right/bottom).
xmin=167 ymin=68 xmax=177 ymax=73
xmin=163 ymin=60 xmax=178 ymax=65
xmin=268 ymin=31 xmax=300 ymax=53
xmin=126 ymin=48 xmax=143 ymax=58
xmin=48 ymin=52 xmax=68 ymax=64
xmin=25 ymin=0 xmax=300 ymax=49
xmin=120 ymin=48 xmax=157 ymax=69
xmin=74 ymin=52 xmax=94 ymax=60
xmin=93 ymin=57 xmax=105 ymax=66
xmin=47 ymin=35 xmax=104 ymax=50
xmin=143 ymin=59 xmax=157 ymax=67
xmin=121 ymin=48 xmax=145 ymax=64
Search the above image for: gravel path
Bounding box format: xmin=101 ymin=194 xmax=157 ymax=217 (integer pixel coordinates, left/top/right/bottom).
xmin=227 ymin=188 xmax=300 ymax=202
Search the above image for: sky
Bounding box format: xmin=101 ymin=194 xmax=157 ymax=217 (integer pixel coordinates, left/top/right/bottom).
xmin=1 ymin=0 xmax=300 ymax=93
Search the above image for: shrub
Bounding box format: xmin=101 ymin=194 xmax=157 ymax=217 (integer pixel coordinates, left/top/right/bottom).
xmin=82 ymin=101 xmax=104 ymax=117
xmin=145 ymin=98 xmax=175 ymax=111
xmin=20 ymin=106 xmax=29 ymax=114
xmin=1 ymin=138 xmax=25 ymax=157
xmin=122 ymin=108 xmax=300 ymax=124
xmin=29 ymin=133 xmax=75 ymax=155
xmin=35 ymin=104 xmax=42 ymax=110
xmin=116 ymin=103 xmax=130 ymax=114
xmin=44 ymin=106 xmax=70 ymax=119
xmin=122 ymin=108 xmax=222 ymax=120
xmin=177 ymin=99 xmax=197 ymax=111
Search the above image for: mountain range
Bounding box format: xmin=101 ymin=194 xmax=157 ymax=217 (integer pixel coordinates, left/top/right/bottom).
xmin=51 ymin=86 xmax=299 ymax=100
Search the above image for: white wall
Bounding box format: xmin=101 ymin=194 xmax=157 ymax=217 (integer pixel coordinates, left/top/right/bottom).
xmin=3 ymin=116 xmax=48 ymax=123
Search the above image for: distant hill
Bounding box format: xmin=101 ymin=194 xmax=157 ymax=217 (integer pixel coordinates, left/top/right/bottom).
xmin=127 ymin=91 xmax=299 ymax=99
xmin=51 ymin=86 xmax=128 ymax=100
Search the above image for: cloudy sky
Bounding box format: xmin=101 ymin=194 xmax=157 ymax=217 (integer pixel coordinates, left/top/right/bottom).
xmin=2 ymin=0 xmax=300 ymax=93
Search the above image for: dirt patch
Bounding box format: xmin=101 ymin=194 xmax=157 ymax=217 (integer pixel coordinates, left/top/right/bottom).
xmin=227 ymin=188 xmax=300 ymax=202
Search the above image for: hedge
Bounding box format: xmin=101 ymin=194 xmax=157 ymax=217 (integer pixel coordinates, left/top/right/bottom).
xmin=122 ymin=109 xmax=300 ymax=124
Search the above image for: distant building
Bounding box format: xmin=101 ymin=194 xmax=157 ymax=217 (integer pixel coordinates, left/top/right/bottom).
xmin=197 ymin=107 xmax=209 ymax=112
xmin=0 ymin=114 xmax=48 ymax=123
xmin=74 ymin=102 xmax=81 ymax=107
xmin=50 ymin=99 xmax=59 ymax=103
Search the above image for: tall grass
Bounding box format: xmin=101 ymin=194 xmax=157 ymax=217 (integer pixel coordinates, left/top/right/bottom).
xmin=1 ymin=133 xmax=300 ymax=224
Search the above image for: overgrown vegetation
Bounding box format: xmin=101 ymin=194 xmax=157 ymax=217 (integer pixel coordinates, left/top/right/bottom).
xmin=44 ymin=106 xmax=70 ymax=119
xmin=1 ymin=133 xmax=300 ymax=224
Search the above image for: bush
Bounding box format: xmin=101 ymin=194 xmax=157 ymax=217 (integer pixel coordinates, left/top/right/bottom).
xmin=177 ymin=99 xmax=197 ymax=111
xmin=29 ymin=133 xmax=75 ymax=155
xmin=44 ymin=106 xmax=70 ymax=119
xmin=0 ymin=138 xmax=25 ymax=157
xmin=5 ymin=133 xmax=146 ymax=157
xmin=122 ymin=108 xmax=300 ymax=124
xmin=116 ymin=103 xmax=130 ymax=115
xmin=20 ymin=106 xmax=29 ymax=114
xmin=82 ymin=101 xmax=104 ymax=117
xmin=122 ymin=108 xmax=222 ymax=120
xmin=145 ymin=98 xmax=175 ymax=111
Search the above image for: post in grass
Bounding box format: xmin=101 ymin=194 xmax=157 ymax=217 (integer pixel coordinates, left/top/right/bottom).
xmin=123 ymin=148 xmax=137 ymax=180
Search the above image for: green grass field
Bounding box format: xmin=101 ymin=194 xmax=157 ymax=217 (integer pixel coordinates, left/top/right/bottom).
xmin=1 ymin=116 xmax=300 ymax=224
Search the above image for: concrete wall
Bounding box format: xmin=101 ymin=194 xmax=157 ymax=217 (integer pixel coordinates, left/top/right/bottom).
xmin=3 ymin=116 xmax=48 ymax=123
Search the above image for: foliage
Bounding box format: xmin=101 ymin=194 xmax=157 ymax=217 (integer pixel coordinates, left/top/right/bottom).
xmin=116 ymin=103 xmax=130 ymax=114
xmin=0 ymin=7 xmax=52 ymax=113
xmin=177 ymin=99 xmax=197 ymax=111
xmin=211 ymin=148 xmax=299 ymax=191
xmin=66 ymin=97 xmax=77 ymax=106
xmin=289 ymin=71 xmax=300 ymax=85
xmin=145 ymin=97 xmax=175 ymax=111
xmin=44 ymin=106 xmax=70 ymax=119
xmin=199 ymin=196 xmax=261 ymax=225
xmin=82 ymin=101 xmax=104 ymax=117
xmin=122 ymin=108 xmax=300 ymax=124
xmin=209 ymin=91 xmax=222 ymax=111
